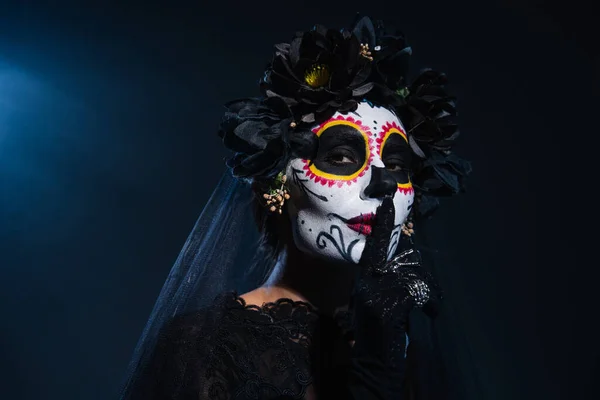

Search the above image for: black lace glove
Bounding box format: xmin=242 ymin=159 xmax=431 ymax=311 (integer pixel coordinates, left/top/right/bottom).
xmin=350 ymin=197 xmax=441 ymax=381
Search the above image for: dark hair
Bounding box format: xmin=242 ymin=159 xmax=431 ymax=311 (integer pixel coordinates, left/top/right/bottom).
xmin=249 ymin=180 xmax=290 ymax=282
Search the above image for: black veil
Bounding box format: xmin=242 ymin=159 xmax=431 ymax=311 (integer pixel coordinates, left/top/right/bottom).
xmin=119 ymin=171 xmax=482 ymax=399
xmin=119 ymin=171 xmax=278 ymax=398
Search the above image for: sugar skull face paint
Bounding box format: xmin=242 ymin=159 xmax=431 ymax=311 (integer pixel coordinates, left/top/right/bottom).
xmin=286 ymin=101 xmax=415 ymax=264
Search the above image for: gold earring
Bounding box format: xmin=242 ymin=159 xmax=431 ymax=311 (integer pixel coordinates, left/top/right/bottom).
xmin=262 ymin=171 xmax=290 ymax=214
xmin=401 ymin=221 xmax=415 ymax=237
xmin=359 ymin=43 xmax=374 ymax=61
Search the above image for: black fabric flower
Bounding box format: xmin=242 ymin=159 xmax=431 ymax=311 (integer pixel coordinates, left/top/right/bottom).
xmin=260 ymin=24 xmax=374 ymax=124
xmin=219 ymin=15 xmax=471 ymax=219
xmin=352 ymin=16 xmax=412 ymax=92
xmin=218 ymin=97 xmax=317 ymax=179
xmin=397 ymin=68 xmax=469 ymax=217
xmin=412 ymin=151 xmax=472 ymax=217
xmin=404 ymin=69 xmax=459 ymax=154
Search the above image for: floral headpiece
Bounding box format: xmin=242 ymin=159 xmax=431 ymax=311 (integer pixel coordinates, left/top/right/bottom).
xmin=218 ymin=16 xmax=471 ymax=218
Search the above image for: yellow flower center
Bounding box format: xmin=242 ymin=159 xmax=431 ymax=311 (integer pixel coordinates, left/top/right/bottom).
xmin=304 ymin=64 xmax=330 ymax=88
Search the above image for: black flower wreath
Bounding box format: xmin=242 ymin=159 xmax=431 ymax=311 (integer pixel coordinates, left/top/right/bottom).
xmin=218 ymin=15 xmax=471 ymax=218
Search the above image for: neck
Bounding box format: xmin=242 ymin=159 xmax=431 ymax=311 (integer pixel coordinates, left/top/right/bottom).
xmin=265 ymin=243 xmax=357 ymax=315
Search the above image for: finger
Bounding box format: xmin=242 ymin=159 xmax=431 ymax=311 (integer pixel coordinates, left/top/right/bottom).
xmin=359 ymin=196 xmax=396 ymax=273
xmin=373 ymin=196 xmax=396 ymax=240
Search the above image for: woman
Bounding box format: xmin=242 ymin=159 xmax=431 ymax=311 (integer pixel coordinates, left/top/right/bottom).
xmin=120 ymin=15 xmax=470 ymax=399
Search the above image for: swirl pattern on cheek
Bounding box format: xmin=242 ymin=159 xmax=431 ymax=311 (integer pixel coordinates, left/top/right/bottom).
xmin=377 ymin=121 xmax=414 ymax=195
xmin=303 ymin=115 xmax=374 ymax=187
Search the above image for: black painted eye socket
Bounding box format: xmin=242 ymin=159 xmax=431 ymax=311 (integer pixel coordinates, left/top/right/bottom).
xmin=325 ymin=150 xmax=357 ymax=166
xmin=312 ymin=124 xmax=367 ymax=176
xmin=381 ymin=134 xmax=412 ymax=184
xmin=385 ymin=164 xmax=406 ymax=172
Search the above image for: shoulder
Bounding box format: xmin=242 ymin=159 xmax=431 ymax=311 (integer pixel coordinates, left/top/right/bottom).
xmin=239 ymin=287 xmax=268 ymax=306
xmin=239 ymin=286 xmax=313 ymax=308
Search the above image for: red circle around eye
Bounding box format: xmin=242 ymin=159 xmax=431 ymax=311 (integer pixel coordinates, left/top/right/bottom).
xmin=302 ymin=115 xmax=374 ymax=187
xmin=377 ymin=121 xmax=408 ymax=153
xmin=378 ymin=121 xmax=414 ymax=195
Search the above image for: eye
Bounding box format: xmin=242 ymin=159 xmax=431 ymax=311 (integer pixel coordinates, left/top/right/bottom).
xmin=385 ymin=163 xmax=406 ymax=172
xmin=379 ymin=127 xmax=412 ymax=185
xmin=384 ymin=155 xmax=408 ymax=172
xmin=325 ymin=150 xmax=357 ymax=165
xmin=310 ymin=121 xmax=367 ymax=177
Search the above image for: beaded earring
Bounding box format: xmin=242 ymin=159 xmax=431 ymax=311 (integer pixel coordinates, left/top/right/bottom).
xmin=401 ymin=220 xmax=415 ymax=237
xmin=401 ymin=206 xmax=416 ymax=237
xmin=262 ymin=171 xmax=290 ymax=214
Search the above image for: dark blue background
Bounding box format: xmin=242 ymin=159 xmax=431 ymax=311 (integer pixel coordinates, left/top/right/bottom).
xmin=0 ymin=1 xmax=596 ymax=399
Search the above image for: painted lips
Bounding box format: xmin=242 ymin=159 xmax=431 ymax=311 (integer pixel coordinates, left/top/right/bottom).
xmin=346 ymin=213 xmax=376 ymax=236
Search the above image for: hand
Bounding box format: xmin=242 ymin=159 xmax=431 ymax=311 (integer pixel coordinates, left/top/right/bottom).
xmin=348 ymin=197 xmax=442 ymax=396
xmin=354 ymin=197 xmax=441 ymax=330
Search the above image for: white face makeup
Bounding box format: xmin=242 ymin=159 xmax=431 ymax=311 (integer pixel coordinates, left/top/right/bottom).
xmin=286 ymin=101 xmax=415 ymax=264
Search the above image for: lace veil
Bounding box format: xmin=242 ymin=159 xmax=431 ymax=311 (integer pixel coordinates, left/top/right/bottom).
xmin=119 ymin=170 xmax=277 ymax=398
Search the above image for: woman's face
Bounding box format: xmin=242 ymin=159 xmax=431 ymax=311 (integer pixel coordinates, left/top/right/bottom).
xmin=285 ymin=101 xmax=415 ymax=264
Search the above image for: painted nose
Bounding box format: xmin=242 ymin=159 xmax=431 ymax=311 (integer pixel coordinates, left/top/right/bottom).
xmin=364 ymin=166 xmax=397 ymax=199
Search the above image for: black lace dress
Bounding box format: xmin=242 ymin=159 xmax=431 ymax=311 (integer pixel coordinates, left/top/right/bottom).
xmin=127 ymin=292 xmax=411 ymax=399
